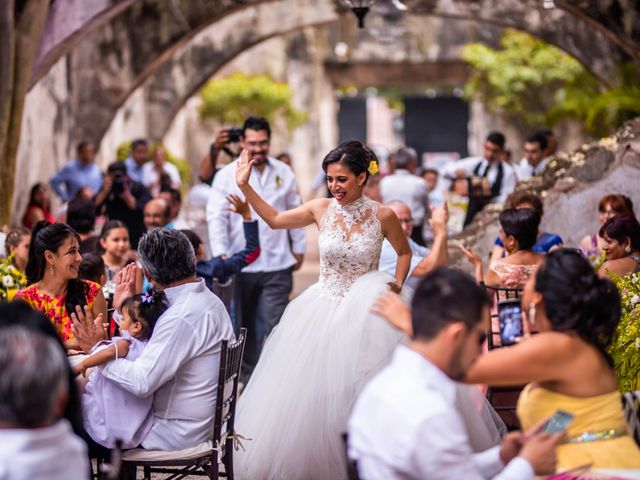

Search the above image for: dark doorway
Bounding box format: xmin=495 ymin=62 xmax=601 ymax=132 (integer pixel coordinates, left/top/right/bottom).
xmin=338 ymin=97 xmax=367 ymax=144
xmin=403 ymin=96 xmax=469 ymax=161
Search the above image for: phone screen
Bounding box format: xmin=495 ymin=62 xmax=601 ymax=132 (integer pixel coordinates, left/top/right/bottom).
xmin=542 ymin=410 xmax=574 ymax=434
xmin=497 ymin=299 xmax=523 ymax=346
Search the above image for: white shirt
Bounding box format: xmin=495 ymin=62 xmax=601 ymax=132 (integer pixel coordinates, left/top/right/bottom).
xmin=101 ymin=279 xmax=235 ymax=450
xmin=379 ymin=238 xmax=428 ymax=278
xmin=348 ymin=346 xmax=534 ymax=480
xmin=141 ymin=161 xmax=182 ymax=189
xmin=206 ymin=157 xmax=306 ymax=272
xmin=515 ymin=157 xmax=550 ymax=181
xmin=380 ymin=170 xmax=430 ymax=223
xmin=440 ymin=157 xmax=517 ymax=203
xmin=0 ymin=420 xmax=89 ymax=480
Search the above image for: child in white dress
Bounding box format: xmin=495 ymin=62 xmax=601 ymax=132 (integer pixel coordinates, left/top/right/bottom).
xmin=74 ymin=290 xmax=168 ymax=448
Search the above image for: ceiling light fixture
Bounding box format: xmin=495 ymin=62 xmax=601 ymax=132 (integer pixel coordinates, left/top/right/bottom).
xmin=343 ymin=0 xmax=377 ymax=28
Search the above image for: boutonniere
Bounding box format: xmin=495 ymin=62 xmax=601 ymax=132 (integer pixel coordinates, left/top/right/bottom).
xmin=275 ymin=175 xmax=282 ymax=187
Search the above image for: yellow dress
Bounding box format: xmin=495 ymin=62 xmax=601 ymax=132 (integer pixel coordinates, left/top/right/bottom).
xmin=517 ymin=385 xmax=640 ymax=469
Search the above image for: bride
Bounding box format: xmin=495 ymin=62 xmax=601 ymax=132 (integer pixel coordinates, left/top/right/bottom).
xmin=233 ymin=140 xmax=412 ymax=479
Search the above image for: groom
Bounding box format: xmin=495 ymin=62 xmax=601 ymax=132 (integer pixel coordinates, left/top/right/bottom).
xmin=206 ymin=116 xmax=306 ymax=381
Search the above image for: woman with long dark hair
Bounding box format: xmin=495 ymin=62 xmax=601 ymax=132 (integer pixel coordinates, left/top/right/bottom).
xmin=15 ymin=221 xmax=107 ymax=350
xmin=376 ymin=249 xmax=640 ymax=469
xmin=22 ymin=182 xmax=55 ymax=229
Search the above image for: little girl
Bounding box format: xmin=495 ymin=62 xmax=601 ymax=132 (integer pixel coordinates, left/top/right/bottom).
xmin=74 ymin=290 xmax=168 ymax=448
xmin=100 ymin=220 xmax=132 ymax=301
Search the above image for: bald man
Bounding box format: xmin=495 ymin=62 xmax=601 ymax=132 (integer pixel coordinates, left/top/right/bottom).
xmin=379 ymin=201 xmax=448 ymax=289
xmin=143 ymin=198 xmax=172 ymax=231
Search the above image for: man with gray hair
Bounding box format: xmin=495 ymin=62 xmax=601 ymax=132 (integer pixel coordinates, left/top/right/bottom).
xmin=73 ymin=228 xmax=235 ymax=452
xmin=0 ymin=326 xmax=89 ymax=480
xmin=380 ymin=147 xmax=430 ymax=246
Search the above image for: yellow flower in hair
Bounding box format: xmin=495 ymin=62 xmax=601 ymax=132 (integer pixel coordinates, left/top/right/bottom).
xmin=368 ymin=160 xmax=379 ymax=176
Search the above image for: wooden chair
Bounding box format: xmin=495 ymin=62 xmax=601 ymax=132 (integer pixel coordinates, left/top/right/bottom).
xmin=341 ymin=433 xmax=360 ymax=480
xmin=622 ymin=390 xmax=640 ymax=447
xmin=120 ymin=328 xmax=247 ymax=479
xmin=482 ymin=284 xmax=524 ymax=430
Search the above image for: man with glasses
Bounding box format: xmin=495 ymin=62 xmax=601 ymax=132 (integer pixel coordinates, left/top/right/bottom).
xmin=206 ymin=116 xmax=306 ymax=381
xmin=378 ymin=201 xmax=448 ymax=289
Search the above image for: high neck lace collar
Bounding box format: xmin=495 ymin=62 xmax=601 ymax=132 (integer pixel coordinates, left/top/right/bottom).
xmin=338 ymin=195 xmax=368 ymax=213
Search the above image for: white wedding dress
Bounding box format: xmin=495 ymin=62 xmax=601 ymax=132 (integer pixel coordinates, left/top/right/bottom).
xmin=234 ymin=196 xmax=504 ymax=479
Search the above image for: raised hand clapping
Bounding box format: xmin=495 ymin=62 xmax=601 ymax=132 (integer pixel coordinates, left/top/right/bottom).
xmin=236 ymin=149 xmax=255 ymax=189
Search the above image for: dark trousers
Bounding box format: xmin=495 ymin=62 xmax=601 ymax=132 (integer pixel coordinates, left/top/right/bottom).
xmin=233 ymin=267 xmax=293 ymax=382
xmin=411 ymin=224 xmax=425 ymax=247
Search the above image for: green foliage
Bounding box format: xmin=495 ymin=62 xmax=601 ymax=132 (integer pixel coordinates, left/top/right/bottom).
xmin=115 ymin=141 xmax=191 ymax=187
xmin=461 ymin=29 xmax=640 ymax=137
xmin=607 ymin=271 xmax=640 ymax=392
xmin=199 ymin=72 xmax=308 ymax=131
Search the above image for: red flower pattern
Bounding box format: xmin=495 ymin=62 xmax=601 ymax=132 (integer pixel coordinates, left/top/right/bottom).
xmin=14 ymin=280 xmax=100 ymax=341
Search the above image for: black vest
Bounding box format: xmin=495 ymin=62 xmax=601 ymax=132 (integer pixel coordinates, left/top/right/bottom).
xmin=472 ymin=160 xmax=504 ymax=199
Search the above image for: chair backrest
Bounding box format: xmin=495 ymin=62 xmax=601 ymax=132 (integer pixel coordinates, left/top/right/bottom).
xmin=482 ymin=283 xmax=523 ymax=349
xmin=341 ymin=433 xmax=360 ymax=480
xmin=622 ymin=390 xmax=640 ymax=447
xmin=212 ymin=328 xmax=247 ymax=447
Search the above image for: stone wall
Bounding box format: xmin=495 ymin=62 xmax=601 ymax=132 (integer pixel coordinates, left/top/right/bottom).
xmin=451 ymin=119 xmax=640 ymax=272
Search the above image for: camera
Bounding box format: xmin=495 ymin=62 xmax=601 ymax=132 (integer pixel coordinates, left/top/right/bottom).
xmin=227 ymin=127 xmax=243 ymax=143
xmin=112 ymin=171 xmax=128 ymax=195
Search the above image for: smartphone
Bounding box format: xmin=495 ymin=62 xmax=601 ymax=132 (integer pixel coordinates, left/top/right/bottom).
xmin=497 ymin=299 xmax=523 ymax=346
xmin=542 ymin=410 xmax=574 ymax=434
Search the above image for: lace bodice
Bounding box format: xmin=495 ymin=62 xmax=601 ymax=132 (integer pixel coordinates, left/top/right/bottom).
xmin=317 ymin=196 xmax=383 ymax=298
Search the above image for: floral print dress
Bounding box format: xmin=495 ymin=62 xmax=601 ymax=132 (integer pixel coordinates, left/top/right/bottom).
xmin=15 ymin=280 xmax=101 ymax=341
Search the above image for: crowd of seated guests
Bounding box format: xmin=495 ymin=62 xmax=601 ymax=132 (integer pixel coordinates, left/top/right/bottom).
xmin=3 ymin=126 xmax=640 ymax=479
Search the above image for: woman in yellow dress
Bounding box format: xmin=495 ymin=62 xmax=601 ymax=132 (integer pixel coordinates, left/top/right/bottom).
xmin=466 ymin=249 xmax=640 ymax=469
xmin=374 ymin=248 xmax=640 ymax=470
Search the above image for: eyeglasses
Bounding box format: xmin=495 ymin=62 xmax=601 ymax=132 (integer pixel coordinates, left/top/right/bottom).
xmin=399 ymin=218 xmax=414 ymax=225
xmin=245 ymin=141 xmax=270 ymax=148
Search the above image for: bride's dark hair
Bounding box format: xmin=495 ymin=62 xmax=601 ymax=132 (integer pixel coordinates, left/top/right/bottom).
xmin=321 ymin=140 xmax=376 ymax=182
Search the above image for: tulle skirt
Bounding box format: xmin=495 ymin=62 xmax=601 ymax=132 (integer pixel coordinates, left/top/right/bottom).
xmin=234 ymin=271 xmax=506 ymax=479
xmin=234 ymin=271 xmax=403 ymax=480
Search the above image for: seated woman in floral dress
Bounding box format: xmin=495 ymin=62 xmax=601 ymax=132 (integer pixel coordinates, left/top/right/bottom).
xmin=15 ymin=222 xmax=107 ymax=350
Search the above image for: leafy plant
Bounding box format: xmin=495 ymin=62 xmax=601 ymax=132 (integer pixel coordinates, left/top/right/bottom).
xmin=199 ymin=72 xmax=308 ymax=131
xmin=607 ymin=271 xmax=640 ymax=392
xmin=461 ymin=29 xmax=640 ymax=137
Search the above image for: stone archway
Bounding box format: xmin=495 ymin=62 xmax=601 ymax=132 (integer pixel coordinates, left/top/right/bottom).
xmin=5 ymin=0 xmax=640 ymax=223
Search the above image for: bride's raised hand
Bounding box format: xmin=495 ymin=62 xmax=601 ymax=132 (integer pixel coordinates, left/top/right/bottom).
xmin=236 ymin=149 xmax=255 ymax=189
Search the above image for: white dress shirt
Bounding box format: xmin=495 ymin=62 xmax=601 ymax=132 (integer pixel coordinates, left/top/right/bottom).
xmin=206 ymin=157 xmax=306 ymax=272
xmin=515 ymin=157 xmax=550 ymax=181
xmin=379 ymin=238 xmax=428 ymax=278
xmin=141 ymin=161 xmax=182 ymax=189
xmin=380 ymin=170 xmax=430 ymax=223
xmin=101 ymin=279 xmax=235 ymax=450
xmin=0 ymin=420 xmax=89 ymax=480
xmin=440 ymin=157 xmax=517 ymax=203
xmin=348 ymin=346 xmax=534 ymax=480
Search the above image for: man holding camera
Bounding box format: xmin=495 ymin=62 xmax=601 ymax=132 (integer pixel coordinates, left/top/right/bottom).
xmin=207 ymin=117 xmax=306 ymax=381
xmin=94 ymin=162 xmax=151 ymax=248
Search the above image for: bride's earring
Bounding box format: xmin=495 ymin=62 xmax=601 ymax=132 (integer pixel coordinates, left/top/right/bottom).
xmin=49 ymin=264 xmax=55 ymax=276
xmin=625 ymin=246 xmax=632 ymax=254
xmin=528 ymin=302 xmax=536 ymax=326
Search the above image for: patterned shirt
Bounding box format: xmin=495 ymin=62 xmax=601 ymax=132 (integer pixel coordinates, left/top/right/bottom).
xmin=15 ymin=280 xmax=101 ymax=341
